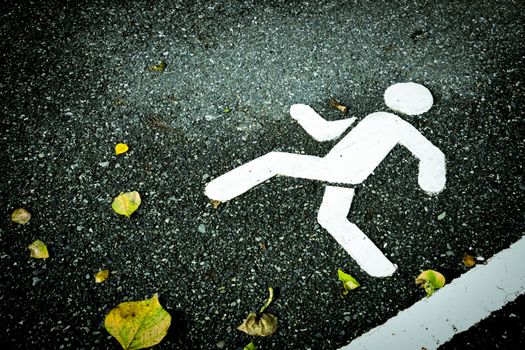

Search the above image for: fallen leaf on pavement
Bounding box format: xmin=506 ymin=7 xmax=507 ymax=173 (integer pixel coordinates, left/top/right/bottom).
xmin=416 ymin=270 xmax=445 ymax=297
xmin=28 ymin=240 xmax=49 ymax=259
xmin=112 ymin=192 xmax=141 ymax=218
xmin=238 ymin=312 xmax=278 ymax=337
xmin=244 ymin=341 xmax=257 ymax=350
xmin=329 ymin=98 xmax=348 ymax=113
xmin=463 ymin=253 xmax=476 ymax=267
xmin=148 ymin=61 xmax=166 ymax=72
xmin=115 ymin=143 xmax=129 ymax=155
xmin=104 ymin=294 xmax=171 ymax=350
xmin=238 ymin=287 xmax=278 ymax=337
xmin=11 ymin=208 xmax=31 ymax=224
xmin=95 ymin=269 xmax=110 ymax=283
xmin=338 ymin=268 xmax=360 ymax=296
xmin=210 ymin=200 xmax=221 ymax=209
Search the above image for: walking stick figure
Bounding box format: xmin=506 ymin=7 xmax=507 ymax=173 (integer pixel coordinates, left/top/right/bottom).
xmin=205 ymin=83 xmax=446 ymax=277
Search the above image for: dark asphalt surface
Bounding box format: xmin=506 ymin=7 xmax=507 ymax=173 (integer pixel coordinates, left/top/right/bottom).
xmin=1 ymin=0 xmax=524 ymax=349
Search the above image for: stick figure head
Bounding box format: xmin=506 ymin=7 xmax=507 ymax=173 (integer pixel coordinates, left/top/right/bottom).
xmin=384 ymin=82 xmax=433 ymax=115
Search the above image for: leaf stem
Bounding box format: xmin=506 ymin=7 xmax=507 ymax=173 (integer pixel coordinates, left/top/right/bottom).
xmin=259 ymin=287 xmax=274 ymax=314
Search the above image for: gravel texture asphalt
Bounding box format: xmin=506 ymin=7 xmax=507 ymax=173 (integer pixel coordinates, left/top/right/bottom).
xmin=1 ymin=0 xmax=524 ymax=349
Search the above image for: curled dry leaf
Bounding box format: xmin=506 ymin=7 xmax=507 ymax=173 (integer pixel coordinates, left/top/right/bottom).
xmin=115 ymin=143 xmax=129 ymax=155
xmin=149 ymin=61 xmax=166 ymax=72
xmin=28 ymin=240 xmax=49 ymax=259
xmin=329 ymin=98 xmax=348 ymax=113
xmin=416 ymin=270 xmax=446 ymax=297
xmin=112 ymin=191 xmax=141 ymax=218
xmin=463 ymin=253 xmax=476 ymax=267
xmin=338 ymin=268 xmax=360 ymax=296
xmin=11 ymin=208 xmax=31 ymax=224
xmin=238 ymin=312 xmax=278 ymax=337
xmin=104 ymin=294 xmax=171 ymax=350
xmin=210 ymin=200 xmax=221 ymax=209
xmin=95 ymin=269 xmax=110 ymax=283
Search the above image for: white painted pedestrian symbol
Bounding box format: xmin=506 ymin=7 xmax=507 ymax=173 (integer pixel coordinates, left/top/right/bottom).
xmin=205 ymin=82 xmax=446 ymax=277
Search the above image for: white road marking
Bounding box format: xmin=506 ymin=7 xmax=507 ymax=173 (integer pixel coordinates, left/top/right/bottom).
xmin=205 ymin=83 xmax=446 ymax=277
xmin=339 ymin=236 xmax=525 ymax=350
xmin=290 ymin=104 xmax=357 ymax=141
xmin=317 ymin=186 xmax=397 ymax=277
xmin=384 ymin=82 xmax=434 ymax=115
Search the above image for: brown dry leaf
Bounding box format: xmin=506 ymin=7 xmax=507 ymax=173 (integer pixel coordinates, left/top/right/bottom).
xmin=11 ymin=208 xmax=31 ymax=224
xmin=237 ymin=312 xmax=278 ymax=337
xmin=463 ymin=253 xmax=476 ymax=267
xmin=95 ymin=269 xmax=110 ymax=283
xmin=28 ymin=240 xmax=49 ymax=259
xmin=329 ymin=98 xmax=348 ymax=113
xmin=210 ymin=200 xmax=221 ymax=209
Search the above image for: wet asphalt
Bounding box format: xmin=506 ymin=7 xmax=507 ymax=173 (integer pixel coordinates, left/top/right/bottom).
xmin=1 ymin=0 xmax=524 ymax=349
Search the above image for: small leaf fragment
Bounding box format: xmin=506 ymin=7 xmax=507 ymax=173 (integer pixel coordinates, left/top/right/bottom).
xmin=95 ymin=269 xmax=110 ymax=283
xmin=149 ymin=61 xmax=166 ymax=72
xmin=104 ymin=294 xmax=171 ymax=350
xmin=11 ymin=208 xmax=31 ymax=224
xmin=28 ymin=240 xmax=49 ymax=259
xmin=329 ymin=98 xmax=348 ymax=113
xmin=115 ymin=143 xmax=129 ymax=155
xmin=244 ymin=341 xmax=257 ymax=350
xmin=238 ymin=312 xmax=278 ymax=337
xmin=210 ymin=200 xmax=221 ymax=209
xmin=112 ymin=191 xmax=141 ymax=218
xmin=416 ymin=270 xmax=446 ymax=297
xmin=338 ymin=268 xmax=360 ymax=296
xmin=223 ymin=107 xmax=231 ymax=113
xmin=463 ymin=253 xmax=476 ymax=268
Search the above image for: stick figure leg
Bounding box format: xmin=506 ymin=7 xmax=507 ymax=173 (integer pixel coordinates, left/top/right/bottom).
xmin=317 ymin=186 xmax=397 ymax=277
xmin=205 ymin=152 xmax=322 ymax=202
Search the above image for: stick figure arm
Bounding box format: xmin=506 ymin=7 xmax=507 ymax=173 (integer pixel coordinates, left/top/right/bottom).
xmin=397 ymin=119 xmax=446 ymax=194
xmin=290 ymin=104 xmax=356 ymax=142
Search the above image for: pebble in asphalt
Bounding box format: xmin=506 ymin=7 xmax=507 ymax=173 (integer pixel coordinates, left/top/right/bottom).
xmin=0 ymin=0 xmax=523 ymax=349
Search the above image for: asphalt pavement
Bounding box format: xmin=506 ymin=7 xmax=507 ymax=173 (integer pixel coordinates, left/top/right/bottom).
xmin=1 ymin=0 xmax=524 ymax=349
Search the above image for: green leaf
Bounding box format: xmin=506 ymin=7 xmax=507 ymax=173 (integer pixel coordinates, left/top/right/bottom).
xmin=28 ymin=240 xmax=49 ymax=259
xmin=415 ymin=270 xmax=446 ymax=297
xmin=338 ymin=269 xmax=360 ymax=296
xmin=11 ymin=208 xmax=31 ymax=224
xmin=243 ymin=341 xmax=257 ymax=350
xmin=112 ymin=191 xmax=141 ymax=218
xmin=104 ymin=294 xmax=171 ymax=350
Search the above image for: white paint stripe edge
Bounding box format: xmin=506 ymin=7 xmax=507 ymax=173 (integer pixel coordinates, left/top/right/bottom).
xmin=339 ymin=236 xmax=525 ymax=350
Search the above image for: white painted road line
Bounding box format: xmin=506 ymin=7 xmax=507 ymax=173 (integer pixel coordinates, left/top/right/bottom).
xmin=339 ymin=236 xmax=525 ymax=350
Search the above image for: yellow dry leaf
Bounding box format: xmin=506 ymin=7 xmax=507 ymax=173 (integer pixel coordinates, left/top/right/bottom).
xmin=112 ymin=192 xmax=141 ymax=218
xmin=104 ymin=294 xmax=171 ymax=350
xmin=115 ymin=143 xmax=129 ymax=155
xmin=95 ymin=269 xmax=110 ymax=283
xmin=148 ymin=61 xmax=166 ymax=72
xmin=463 ymin=253 xmax=476 ymax=267
xmin=210 ymin=200 xmax=221 ymax=209
xmin=11 ymin=208 xmax=31 ymax=224
xmin=237 ymin=312 xmax=278 ymax=337
xmin=28 ymin=240 xmax=49 ymax=259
